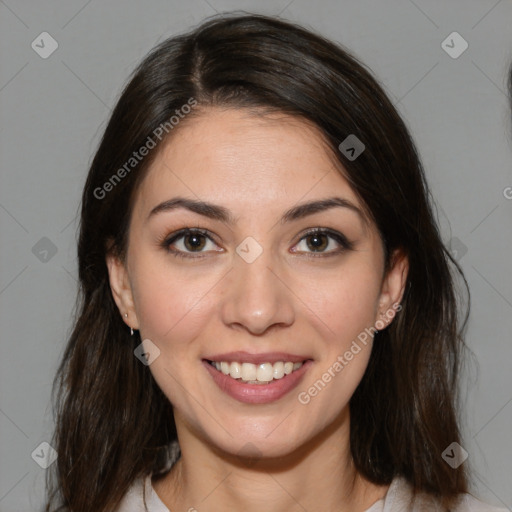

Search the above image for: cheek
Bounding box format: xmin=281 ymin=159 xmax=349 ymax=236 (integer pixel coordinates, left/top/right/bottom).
xmin=293 ymin=262 xmax=381 ymax=409
xmin=129 ymin=259 xmax=221 ymax=408
xmin=130 ymin=256 xmax=220 ymax=350
xmin=295 ymin=260 xmax=382 ymax=348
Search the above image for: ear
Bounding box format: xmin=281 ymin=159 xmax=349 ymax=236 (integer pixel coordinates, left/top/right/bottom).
xmin=375 ymin=248 xmax=409 ymax=329
xmin=105 ymin=250 xmax=140 ymax=330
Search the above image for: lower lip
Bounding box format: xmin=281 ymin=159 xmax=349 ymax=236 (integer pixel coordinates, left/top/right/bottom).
xmin=202 ymin=359 xmax=313 ymax=404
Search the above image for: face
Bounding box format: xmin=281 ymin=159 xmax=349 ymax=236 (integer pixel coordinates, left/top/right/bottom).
xmin=107 ymin=108 xmax=407 ymax=459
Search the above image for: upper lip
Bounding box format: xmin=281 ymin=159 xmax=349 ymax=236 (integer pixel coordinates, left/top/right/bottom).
xmin=204 ymin=351 xmax=312 ymax=365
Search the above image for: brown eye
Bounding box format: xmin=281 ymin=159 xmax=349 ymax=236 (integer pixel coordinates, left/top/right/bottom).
xmin=305 ymin=233 xmax=329 ymax=252
xmin=162 ymin=228 xmax=220 ymax=259
xmin=183 ymin=233 xmax=207 ymax=252
xmin=293 ymin=228 xmax=353 ymax=256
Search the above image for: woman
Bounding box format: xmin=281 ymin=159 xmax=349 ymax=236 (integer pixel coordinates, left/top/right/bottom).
xmin=45 ymin=13 xmax=507 ymax=512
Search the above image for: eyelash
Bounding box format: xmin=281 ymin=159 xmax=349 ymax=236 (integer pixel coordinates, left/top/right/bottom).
xmin=159 ymin=227 xmax=354 ymax=260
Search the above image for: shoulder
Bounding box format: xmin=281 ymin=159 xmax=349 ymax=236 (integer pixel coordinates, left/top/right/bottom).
xmin=115 ymin=475 xmax=170 ymax=512
xmin=381 ymin=476 xmax=509 ymax=512
xmin=116 ymin=441 xmax=180 ymax=511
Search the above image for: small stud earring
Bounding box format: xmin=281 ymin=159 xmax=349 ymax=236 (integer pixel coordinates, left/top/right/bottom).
xmin=123 ymin=313 xmax=134 ymax=335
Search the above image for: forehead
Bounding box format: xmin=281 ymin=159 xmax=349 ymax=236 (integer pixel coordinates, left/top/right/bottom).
xmin=133 ymin=108 xmax=364 ymax=223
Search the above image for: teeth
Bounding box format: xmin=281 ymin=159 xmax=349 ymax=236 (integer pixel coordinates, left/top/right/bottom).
xmin=210 ymin=360 xmax=305 ymax=383
xmin=273 ymin=361 xmax=284 ymax=379
xmin=256 ymin=363 xmax=273 ymax=382
xmin=229 ymin=362 xmax=242 ymax=379
xmin=241 ymin=362 xmax=257 ymax=381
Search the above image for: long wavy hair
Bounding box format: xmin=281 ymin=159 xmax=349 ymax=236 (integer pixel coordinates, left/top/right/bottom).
xmin=45 ymin=13 xmax=471 ymax=511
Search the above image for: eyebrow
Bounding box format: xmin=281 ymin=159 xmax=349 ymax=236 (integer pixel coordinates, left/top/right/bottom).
xmin=147 ymin=196 xmax=368 ymax=227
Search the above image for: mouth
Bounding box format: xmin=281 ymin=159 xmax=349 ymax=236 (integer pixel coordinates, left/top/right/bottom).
xmin=207 ymin=359 xmax=306 ymax=384
xmin=202 ymin=354 xmax=313 ymax=404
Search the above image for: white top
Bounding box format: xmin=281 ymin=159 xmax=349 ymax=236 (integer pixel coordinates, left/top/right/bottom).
xmin=116 ymin=472 xmax=509 ymax=512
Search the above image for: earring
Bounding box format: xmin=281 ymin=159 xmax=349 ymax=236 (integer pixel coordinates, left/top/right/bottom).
xmin=124 ymin=313 xmax=134 ymax=336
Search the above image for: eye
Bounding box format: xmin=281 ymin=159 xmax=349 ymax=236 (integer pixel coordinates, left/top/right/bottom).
xmin=292 ymin=228 xmax=353 ymax=257
xmin=162 ymin=228 xmax=220 ymax=259
xmin=161 ymin=227 xmax=353 ymax=260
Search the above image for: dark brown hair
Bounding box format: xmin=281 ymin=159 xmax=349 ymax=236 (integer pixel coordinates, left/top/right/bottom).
xmin=45 ymin=13 xmax=471 ymax=511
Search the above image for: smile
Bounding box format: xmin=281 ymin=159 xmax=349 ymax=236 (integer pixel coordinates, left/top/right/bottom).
xmin=202 ymin=356 xmax=313 ymax=404
xmin=208 ymin=360 xmax=304 ymax=384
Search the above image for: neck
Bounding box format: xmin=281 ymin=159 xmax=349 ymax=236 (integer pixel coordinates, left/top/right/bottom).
xmin=152 ymin=409 xmax=389 ymax=512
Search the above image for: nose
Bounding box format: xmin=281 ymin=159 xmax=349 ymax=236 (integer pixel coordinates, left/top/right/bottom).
xmin=220 ymin=245 xmax=295 ymax=336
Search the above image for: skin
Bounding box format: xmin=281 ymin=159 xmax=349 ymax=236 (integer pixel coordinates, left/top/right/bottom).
xmin=107 ymin=108 xmax=408 ymax=512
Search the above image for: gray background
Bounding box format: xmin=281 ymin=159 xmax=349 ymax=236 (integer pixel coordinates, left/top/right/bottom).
xmin=1 ymin=1 xmax=511 ymax=510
